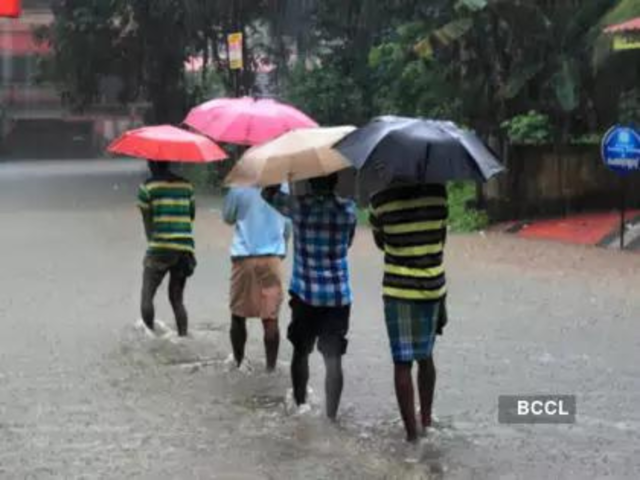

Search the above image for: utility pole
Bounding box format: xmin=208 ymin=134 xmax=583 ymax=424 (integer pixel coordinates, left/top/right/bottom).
xmin=229 ymin=0 xmax=244 ymax=98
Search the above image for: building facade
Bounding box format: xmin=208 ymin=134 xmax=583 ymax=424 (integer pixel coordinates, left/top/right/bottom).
xmin=0 ymin=0 xmax=141 ymax=159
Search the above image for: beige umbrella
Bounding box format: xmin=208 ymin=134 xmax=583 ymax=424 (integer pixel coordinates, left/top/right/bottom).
xmin=224 ymin=126 xmax=356 ymax=187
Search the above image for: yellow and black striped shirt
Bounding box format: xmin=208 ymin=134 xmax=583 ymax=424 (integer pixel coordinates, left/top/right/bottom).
xmin=369 ymin=184 xmax=448 ymax=302
xmin=138 ymin=176 xmax=196 ymax=254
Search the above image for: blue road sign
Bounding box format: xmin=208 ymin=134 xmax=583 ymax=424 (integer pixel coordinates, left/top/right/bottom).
xmin=602 ymin=126 xmax=640 ymax=176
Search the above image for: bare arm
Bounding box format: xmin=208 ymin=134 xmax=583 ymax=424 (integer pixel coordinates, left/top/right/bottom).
xmin=436 ymin=297 xmax=448 ymax=335
xmin=348 ymin=223 xmax=357 ymax=248
xmin=262 ymin=185 xmax=295 ymax=218
xmin=222 ymin=189 xmax=238 ymax=225
xmin=140 ymin=208 xmax=153 ymax=241
xmin=284 ymin=218 xmax=293 ymax=244
xmin=369 ymin=208 xmax=385 ymax=251
xmin=137 ymin=184 xmax=153 ymax=241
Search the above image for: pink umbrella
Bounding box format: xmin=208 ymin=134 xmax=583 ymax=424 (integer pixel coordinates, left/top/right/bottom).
xmin=108 ymin=125 xmax=228 ymax=163
xmin=184 ymin=97 xmax=318 ymax=146
xmin=604 ymin=17 xmax=640 ymax=33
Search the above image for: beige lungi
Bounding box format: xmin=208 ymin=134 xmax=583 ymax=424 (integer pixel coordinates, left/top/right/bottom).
xmin=230 ymin=256 xmax=284 ymax=319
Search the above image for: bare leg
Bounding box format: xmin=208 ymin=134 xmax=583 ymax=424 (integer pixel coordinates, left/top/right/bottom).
xmin=291 ymin=349 xmax=310 ymax=406
xmin=141 ymin=267 xmax=165 ymax=332
xmin=230 ymin=316 xmax=247 ymax=367
xmin=168 ymin=273 xmax=188 ymax=337
xmin=418 ymin=357 xmax=437 ymax=429
xmin=395 ymin=362 xmax=418 ymax=443
xmin=323 ymin=354 xmax=344 ymax=421
xmin=262 ymin=318 xmax=280 ymax=372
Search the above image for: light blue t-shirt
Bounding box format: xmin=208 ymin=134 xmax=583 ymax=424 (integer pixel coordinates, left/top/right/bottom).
xmin=223 ymin=186 xmax=290 ymax=258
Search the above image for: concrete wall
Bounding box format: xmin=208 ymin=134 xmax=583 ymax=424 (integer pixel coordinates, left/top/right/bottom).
xmin=483 ymin=144 xmax=640 ymax=221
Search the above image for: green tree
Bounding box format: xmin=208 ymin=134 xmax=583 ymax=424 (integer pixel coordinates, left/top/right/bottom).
xmin=276 ymin=0 xmax=427 ymax=125
xmin=284 ymin=61 xmax=367 ymax=125
xmin=384 ymin=0 xmax=640 ymax=140
xmin=368 ymin=22 xmax=459 ymax=120
xmin=501 ymin=111 xmax=552 ymax=145
xmin=38 ymin=0 xmax=270 ymax=123
xmin=38 ymin=0 xmax=191 ymax=123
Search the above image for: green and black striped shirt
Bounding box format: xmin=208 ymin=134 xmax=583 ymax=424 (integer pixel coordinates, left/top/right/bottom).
xmin=138 ymin=175 xmax=196 ymax=254
xmin=369 ymin=184 xmax=448 ymax=302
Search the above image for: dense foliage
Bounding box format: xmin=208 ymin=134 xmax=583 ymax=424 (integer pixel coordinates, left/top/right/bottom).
xmin=38 ymin=0 xmax=270 ymax=122
xmin=40 ymin=0 xmax=640 ymax=139
xmin=284 ymin=0 xmax=640 ymax=142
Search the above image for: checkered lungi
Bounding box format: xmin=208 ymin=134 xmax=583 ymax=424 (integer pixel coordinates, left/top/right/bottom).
xmin=383 ymin=298 xmax=440 ymax=363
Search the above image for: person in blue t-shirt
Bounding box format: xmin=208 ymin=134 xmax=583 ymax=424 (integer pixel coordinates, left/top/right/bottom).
xmin=223 ymin=185 xmax=291 ymax=372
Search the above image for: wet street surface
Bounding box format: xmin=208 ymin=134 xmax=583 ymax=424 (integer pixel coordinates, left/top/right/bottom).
xmin=1 ymin=160 xmax=640 ymax=479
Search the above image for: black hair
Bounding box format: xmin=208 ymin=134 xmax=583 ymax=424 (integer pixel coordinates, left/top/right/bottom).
xmin=148 ymin=161 xmax=170 ymax=177
xmin=309 ymin=173 xmax=338 ymax=194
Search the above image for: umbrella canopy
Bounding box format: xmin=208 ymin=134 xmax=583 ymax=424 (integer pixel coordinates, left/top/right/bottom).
xmin=108 ymin=125 xmax=228 ymax=163
xmin=335 ymin=116 xmax=504 ymax=187
xmin=224 ymin=126 xmax=356 ymax=187
xmin=604 ymin=17 xmax=640 ymax=33
xmin=184 ymin=97 xmax=318 ymax=146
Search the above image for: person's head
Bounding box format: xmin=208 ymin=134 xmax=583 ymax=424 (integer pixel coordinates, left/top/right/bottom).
xmin=148 ymin=160 xmax=170 ymax=177
xmin=309 ymin=173 xmax=339 ymax=195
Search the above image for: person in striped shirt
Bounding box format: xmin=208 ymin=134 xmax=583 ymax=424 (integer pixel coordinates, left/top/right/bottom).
xmin=137 ymin=161 xmax=196 ymax=337
xmin=369 ymin=183 xmax=449 ymax=443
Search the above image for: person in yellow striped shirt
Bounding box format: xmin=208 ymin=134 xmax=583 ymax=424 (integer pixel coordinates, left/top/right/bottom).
xmin=369 ymin=183 xmax=449 ymax=443
xmin=137 ymin=161 xmax=196 ymax=337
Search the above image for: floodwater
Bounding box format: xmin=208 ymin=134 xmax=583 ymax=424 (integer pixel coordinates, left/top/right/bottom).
xmin=1 ymin=159 xmax=639 ymax=479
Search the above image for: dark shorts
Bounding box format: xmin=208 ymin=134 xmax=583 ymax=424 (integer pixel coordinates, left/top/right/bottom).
xmin=144 ymin=251 xmax=196 ymax=278
xmin=288 ymin=294 xmax=351 ymax=357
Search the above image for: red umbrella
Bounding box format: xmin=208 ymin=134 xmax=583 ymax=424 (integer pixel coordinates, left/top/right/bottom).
xmin=108 ymin=125 xmax=228 ymax=163
xmin=184 ymin=97 xmax=318 ymax=146
xmin=0 ymin=0 xmax=21 ymax=18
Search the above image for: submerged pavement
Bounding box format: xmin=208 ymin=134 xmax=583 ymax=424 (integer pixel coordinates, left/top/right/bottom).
xmin=1 ymin=159 xmax=639 ymax=479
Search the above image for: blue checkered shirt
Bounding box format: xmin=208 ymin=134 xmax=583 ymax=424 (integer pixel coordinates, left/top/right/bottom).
xmin=263 ymin=189 xmax=357 ymax=307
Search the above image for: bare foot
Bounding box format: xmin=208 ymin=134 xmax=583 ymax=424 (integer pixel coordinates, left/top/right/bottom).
xmin=422 ymin=416 xmax=432 ymax=429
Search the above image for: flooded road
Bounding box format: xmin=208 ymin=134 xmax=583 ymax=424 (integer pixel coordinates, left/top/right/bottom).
xmin=1 ymin=159 xmax=639 ymax=479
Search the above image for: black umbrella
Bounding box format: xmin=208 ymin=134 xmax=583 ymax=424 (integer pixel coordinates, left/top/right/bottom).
xmin=335 ymin=116 xmax=505 ymax=187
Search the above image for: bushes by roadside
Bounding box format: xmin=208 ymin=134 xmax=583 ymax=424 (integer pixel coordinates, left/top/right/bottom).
xmin=358 ymin=182 xmax=488 ymax=233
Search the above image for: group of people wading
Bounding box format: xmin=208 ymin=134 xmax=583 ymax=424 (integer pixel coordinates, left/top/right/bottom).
xmin=137 ymin=161 xmax=448 ymax=443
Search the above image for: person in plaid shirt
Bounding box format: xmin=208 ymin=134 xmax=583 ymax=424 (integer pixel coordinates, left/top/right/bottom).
xmin=262 ymin=173 xmax=357 ymax=419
